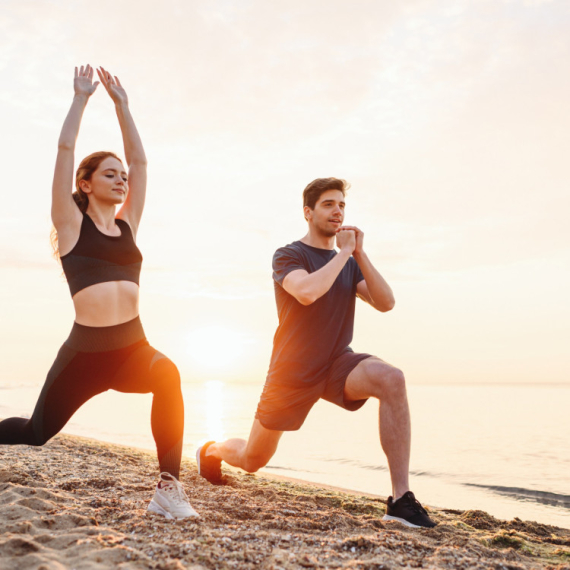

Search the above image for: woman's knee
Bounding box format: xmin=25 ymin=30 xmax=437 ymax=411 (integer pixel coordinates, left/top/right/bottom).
xmin=24 ymin=418 xmax=51 ymax=446
xmin=151 ymin=357 xmax=181 ymax=391
xmin=0 ymin=417 xmax=49 ymax=447
xmin=30 ymin=434 xmax=50 ymax=447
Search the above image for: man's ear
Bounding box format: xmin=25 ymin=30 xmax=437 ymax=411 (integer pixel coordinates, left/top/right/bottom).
xmin=303 ymin=205 xmax=312 ymax=222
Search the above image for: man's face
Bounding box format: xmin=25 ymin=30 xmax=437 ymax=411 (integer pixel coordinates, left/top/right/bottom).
xmin=305 ymin=189 xmax=345 ymax=237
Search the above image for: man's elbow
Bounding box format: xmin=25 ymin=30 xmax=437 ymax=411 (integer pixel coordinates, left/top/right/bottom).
xmin=296 ymin=292 xmax=317 ymax=306
xmin=376 ymin=297 xmax=395 ymax=312
xmin=293 ymin=286 xmax=319 ymax=306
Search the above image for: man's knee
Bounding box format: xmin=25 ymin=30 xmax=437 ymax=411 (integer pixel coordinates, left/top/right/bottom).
xmin=242 ymin=452 xmax=270 ymax=473
xmin=366 ymin=361 xmax=406 ymax=399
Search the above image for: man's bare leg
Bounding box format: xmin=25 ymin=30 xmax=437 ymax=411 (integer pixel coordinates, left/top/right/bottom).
xmin=206 ymin=419 xmax=283 ymax=473
xmin=344 ymin=357 xmax=411 ymax=500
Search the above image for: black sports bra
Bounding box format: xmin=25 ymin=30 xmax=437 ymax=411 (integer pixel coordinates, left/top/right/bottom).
xmin=60 ymin=213 xmax=143 ymax=297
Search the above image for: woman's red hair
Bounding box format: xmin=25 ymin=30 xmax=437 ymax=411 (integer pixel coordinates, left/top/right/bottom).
xmin=51 ymin=151 xmax=124 ymax=260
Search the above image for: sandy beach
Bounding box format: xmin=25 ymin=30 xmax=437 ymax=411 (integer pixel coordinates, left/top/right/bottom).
xmin=0 ymin=434 xmax=569 ymax=570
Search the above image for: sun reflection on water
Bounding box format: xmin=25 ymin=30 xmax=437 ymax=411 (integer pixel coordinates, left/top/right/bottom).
xmin=204 ymin=380 xmax=226 ymax=442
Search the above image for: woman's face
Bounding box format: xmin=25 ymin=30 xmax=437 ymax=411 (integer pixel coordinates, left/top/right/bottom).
xmin=80 ymin=156 xmax=128 ymax=205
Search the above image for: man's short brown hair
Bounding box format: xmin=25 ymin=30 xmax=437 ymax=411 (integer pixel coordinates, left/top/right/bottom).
xmin=303 ymin=177 xmax=350 ymax=210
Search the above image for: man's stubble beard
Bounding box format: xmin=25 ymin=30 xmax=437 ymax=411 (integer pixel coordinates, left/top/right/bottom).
xmin=319 ymin=223 xmax=337 ymax=238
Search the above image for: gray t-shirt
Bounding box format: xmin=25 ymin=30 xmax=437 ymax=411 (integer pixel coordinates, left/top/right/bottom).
xmin=267 ymin=240 xmax=365 ymax=387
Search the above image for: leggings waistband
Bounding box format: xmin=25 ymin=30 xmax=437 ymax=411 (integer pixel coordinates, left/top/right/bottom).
xmin=65 ymin=316 xmax=146 ymax=352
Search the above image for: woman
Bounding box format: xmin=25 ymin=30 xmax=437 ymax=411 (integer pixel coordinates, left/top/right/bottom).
xmin=0 ymin=65 xmax=197 ymax=520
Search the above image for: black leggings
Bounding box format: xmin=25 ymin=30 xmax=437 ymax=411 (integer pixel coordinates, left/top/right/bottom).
xmin=0 ymin=317 xmax=184 ymax=479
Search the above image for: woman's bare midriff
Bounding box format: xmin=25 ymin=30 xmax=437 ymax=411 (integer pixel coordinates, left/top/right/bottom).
xmin=72 ymin=281 xmax=140 ymax=326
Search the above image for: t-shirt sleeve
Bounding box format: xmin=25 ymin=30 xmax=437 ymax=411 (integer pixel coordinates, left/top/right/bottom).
xmin=353 ymin=258 xmax=365 ymax=286
xmin=272 ymin=247 xmax=306 ymax=286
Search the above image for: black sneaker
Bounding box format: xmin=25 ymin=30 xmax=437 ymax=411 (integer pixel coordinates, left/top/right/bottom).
xmin=383 ymin=491 xmax=437 ymax=528
xmin=196 ymin=441 xmax=223 ymax=484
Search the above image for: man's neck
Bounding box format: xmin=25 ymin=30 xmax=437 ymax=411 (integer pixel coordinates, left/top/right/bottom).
xmin=300 ymin=228 xmax=336 ymax=250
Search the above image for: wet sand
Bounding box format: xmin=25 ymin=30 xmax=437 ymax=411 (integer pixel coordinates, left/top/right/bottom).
xmin=1 ymin=434 xmax=569 ymax=569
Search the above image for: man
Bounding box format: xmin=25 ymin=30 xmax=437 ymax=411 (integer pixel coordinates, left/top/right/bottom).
xmin=197 ymin=177 xmax=436 ymax=528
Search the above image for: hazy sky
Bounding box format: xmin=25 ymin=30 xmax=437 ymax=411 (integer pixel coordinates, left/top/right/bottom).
xmin=1 ymin=0 xmax=569 ymax=385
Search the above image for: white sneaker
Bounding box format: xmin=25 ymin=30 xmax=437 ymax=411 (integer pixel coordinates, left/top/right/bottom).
xmin=147 ymin=472 xmax=199 ymax=520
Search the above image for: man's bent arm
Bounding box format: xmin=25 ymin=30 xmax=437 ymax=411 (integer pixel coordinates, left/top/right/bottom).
xmin=283 ymin=248 xmax=352 ymax=305
xmin=354 ymin=250 xmax=395 ymax=312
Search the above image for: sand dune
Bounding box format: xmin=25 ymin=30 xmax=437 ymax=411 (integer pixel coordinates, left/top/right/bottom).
xmin=0 ymin=433 xmax=569 ymax=569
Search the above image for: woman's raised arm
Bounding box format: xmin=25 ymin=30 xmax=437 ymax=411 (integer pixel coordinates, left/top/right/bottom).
xmin=51 ymin=65 xmax=99 ymax=230
xmin=97 ymin=67 xmax=147 ymax=237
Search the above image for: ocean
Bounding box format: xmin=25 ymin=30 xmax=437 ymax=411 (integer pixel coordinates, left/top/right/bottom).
xmin=1 ymin=382 xmax=568 ymax=529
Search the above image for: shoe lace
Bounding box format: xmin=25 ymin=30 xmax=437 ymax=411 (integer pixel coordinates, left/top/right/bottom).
xmin=407 ymin=495 xmax=428 ymax=515
xmin=161 ymin=479 xmax=190 ymax=506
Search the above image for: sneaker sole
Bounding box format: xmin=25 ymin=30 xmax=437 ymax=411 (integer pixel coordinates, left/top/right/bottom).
xmin=147 ymin=499 xmax=175 ymax=520
xmin=196 ymin=447 xmax=203 ymax=475
xmin=148 ymin=499 xmax=199 ymax=520
xmin=382 ymin=514 xmax=423 ymax=528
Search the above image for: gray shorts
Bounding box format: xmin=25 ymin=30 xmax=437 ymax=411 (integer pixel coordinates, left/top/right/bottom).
xmin=255 ymin=350 xmax=372 ymax=431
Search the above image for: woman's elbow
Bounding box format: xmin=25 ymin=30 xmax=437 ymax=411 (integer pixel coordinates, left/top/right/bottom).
xmin=57 ymin=141 xmax=74 ymax=152
xmin=129 ymin=156 xmax=148 ymax=167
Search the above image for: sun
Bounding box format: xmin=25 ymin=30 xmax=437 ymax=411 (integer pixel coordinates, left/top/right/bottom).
xmin=185 ymin=324 xmax=254 ymax=374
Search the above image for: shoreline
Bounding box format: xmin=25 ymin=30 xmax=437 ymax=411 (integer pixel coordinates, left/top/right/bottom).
xmin=2 ymin=383 xmax=569 ymax=530
xmin=1 ymin=434 xmax=570 ymax=569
